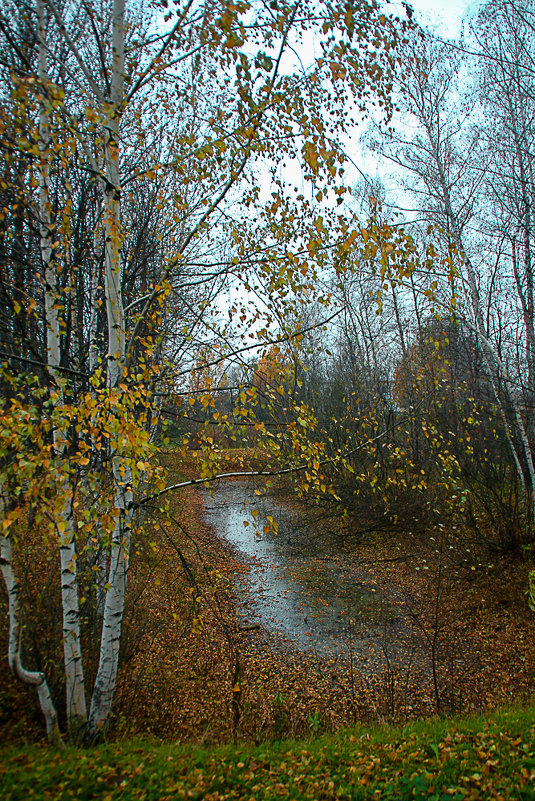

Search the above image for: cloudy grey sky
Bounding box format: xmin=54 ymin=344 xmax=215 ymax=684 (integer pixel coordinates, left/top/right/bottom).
xmin=405 ymin=0 xmax=482 ymax=36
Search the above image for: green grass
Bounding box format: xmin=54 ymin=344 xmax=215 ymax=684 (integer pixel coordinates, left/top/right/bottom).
xmin=1 ymin=705 xmax=534 ymax=799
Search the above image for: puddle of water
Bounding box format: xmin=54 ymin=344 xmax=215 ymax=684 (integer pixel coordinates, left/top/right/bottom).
xmin=202 ymin=482 xmax=401 ymax=659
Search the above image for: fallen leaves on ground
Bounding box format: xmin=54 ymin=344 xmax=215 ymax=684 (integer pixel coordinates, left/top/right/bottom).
xmin=2 ymin=707 xmax=535 ymax=800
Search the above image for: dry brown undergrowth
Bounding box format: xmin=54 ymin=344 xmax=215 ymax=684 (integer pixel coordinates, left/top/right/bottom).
xmin=1 ymin=451 xmax=535 ymax=745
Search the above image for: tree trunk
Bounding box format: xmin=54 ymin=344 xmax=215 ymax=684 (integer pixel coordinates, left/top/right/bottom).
xmin=86 ymin=0 xmax=133 ymax=741
xmin=37 ymin=0 xmax=87 ymax=737
xmin=0 ymin=522 xmax=61 ymax=745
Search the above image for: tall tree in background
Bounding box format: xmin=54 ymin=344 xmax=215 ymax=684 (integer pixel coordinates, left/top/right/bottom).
xmin=367 ymin=4 xmax=535 ymax=544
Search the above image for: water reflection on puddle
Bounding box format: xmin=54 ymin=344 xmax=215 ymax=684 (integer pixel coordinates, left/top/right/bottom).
xmin=202 ymin=482 xmax=398 ymax=659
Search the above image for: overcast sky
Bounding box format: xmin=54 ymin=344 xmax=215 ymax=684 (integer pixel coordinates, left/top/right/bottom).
xmin=404 ymin=0 xmax=482 ymax=36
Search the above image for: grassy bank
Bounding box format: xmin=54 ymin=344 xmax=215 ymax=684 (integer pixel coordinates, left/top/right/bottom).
xmin=1 ymin=704 xmax=534 ymax=800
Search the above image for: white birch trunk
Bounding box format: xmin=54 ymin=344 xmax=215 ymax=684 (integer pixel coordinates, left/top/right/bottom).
xmin=426 ymin=112 xmax=535 ymax=541
xmin=37 ymin=0 xmax=87 ymax=735
xmin=0 ymin=494 xmax=61 ymax=744
xmin=455 ymin=235 xmax=535 ymax=540
xmin=86 ymin=0 xmax=133 ymax=740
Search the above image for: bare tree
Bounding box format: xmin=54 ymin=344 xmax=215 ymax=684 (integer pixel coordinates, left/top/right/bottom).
xmin=369 ymin=14 xmax=535 ymax=543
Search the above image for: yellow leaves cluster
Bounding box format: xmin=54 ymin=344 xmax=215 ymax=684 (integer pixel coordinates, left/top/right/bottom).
xmin=0 ymin=365 xmax=166 ymax=546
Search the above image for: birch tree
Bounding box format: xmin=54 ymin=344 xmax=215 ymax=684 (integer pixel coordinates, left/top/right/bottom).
xmin=37 ymin=0 xmax=88 ymax=737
